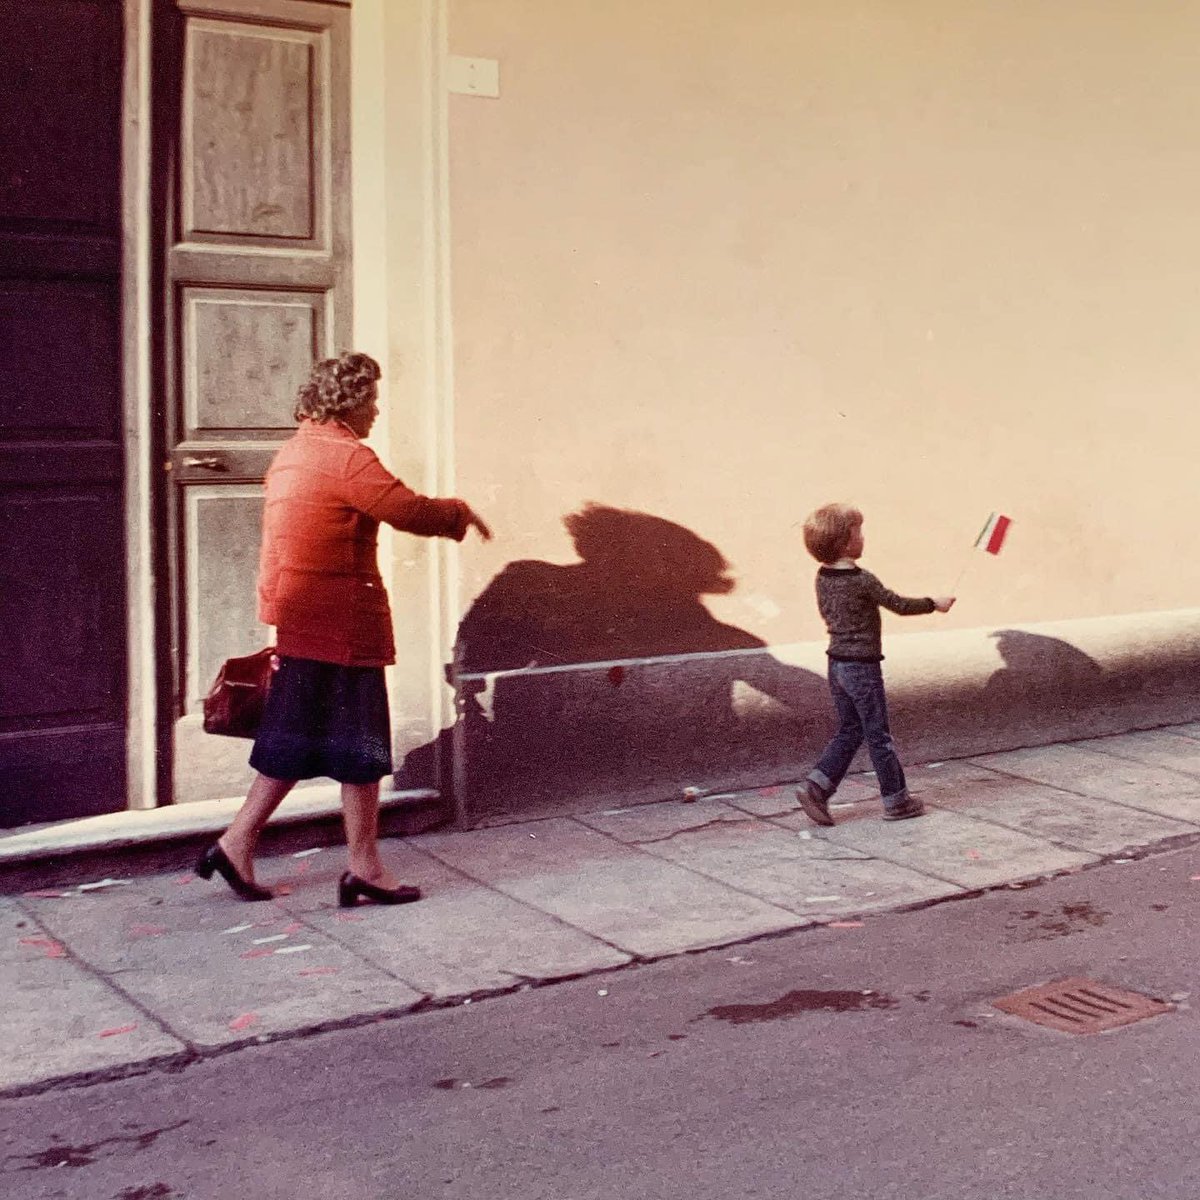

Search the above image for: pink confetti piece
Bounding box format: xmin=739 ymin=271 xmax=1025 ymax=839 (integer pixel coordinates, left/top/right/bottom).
xmin=965 ymin=849 xmax=983 ymax=861
xmin=239 ymin=948 xmax=275 ymax=960
xmin=282 ymin=922 xmax=303 ymax=934
xmin=298 ymin=967 xmax=338 ymax=977
xmin=129 ymin=923 xmax=168 ymax=938
xmin=98 ymin=1024 xmax=138 ymax=1038
xmin=759 ymin=786 xmax=783 ymax=798
xmin=274 ymin=886 xmax=293 ymax=897
xmin=228 ymin=1012 xmax=258 ymax=1032
xmin=19 ymin=936 xmax=66 ymax=958
xmin=23 ymin=889 xmax=69 ymax=899
xmin=292 ymin=862 xmax=312 ymax=875
xmin=828 ymin=921 xmax=864 ymax=929
xmin=175 ymin=875 xmax=195 ymax=886
xmin=1190 ymin=875 xmax=1200 ymax=882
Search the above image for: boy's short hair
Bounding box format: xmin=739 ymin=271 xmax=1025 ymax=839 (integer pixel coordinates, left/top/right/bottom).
xmin=803 ymin=503 xmax=863 ymax=564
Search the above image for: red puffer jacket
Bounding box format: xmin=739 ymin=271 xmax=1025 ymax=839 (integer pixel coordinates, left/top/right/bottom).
xmin=257 ymin=419 xmax=468 ymax=666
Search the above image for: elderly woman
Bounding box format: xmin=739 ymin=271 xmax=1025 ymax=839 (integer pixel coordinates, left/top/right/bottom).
xmin=196 ymin=352 xmax=490 ymax=904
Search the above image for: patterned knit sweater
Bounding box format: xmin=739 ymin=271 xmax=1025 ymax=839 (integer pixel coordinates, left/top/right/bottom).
xmin=815 ymin=565 xmax=935 ymax=662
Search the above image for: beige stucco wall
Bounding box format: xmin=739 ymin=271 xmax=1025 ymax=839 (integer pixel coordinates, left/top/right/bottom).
xmin=446 ymin=0 xmax=1200 ymax=645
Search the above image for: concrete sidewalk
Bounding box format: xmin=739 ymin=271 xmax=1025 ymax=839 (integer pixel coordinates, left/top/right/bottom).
xmin=6 ymin=723 xmax=1200 ymax=1098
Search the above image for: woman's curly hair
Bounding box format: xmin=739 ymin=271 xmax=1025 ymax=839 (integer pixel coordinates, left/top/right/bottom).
xmin=293 ymin=352 xmax=382 ymax=423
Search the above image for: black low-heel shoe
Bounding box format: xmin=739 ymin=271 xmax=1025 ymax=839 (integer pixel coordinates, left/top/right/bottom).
xmin=338 ymin=871 xmax=421 ymax=908
xmin=194 ymin=842 xmax=274 ymax=902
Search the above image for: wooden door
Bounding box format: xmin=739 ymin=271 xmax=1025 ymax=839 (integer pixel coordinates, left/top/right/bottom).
xmin=0 ymin=0 xmax=127 ymax=826
xmin=157 ymin=0 xmax=351 ymax=802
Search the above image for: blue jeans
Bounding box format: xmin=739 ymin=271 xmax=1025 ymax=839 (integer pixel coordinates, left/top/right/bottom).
xmin=809 ymin=660 xmax=909 ymax=810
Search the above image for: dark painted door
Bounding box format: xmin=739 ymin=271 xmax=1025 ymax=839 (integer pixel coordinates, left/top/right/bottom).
xmin=0 ymin=1 xmax=127 ymax=825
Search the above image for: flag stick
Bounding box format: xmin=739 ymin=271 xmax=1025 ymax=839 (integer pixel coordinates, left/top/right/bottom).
xmin=948 ymin=552 xmax=974 ymax=595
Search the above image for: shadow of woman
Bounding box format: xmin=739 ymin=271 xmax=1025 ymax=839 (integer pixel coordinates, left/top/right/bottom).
xmin=983 ymin=629 xmax=1105 ymax=719
xmin=398 ymin=504 xmax=826 ymax=824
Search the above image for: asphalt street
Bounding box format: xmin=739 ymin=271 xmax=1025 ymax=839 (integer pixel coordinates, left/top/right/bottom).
xmin=3 ymin=844 xmax=1199 ymax=1200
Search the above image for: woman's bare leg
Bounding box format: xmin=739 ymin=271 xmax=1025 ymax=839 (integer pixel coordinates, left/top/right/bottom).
xmin=341 ymin=781 xmax=403 ymax=887
xmin=218 ymin=772 xmax=296 ymax=883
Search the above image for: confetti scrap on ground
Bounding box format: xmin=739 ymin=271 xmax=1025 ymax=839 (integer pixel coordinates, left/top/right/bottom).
xmin=274 ymin=886 xmax=293 ymax=896
xmin=965 ymin=849 xmax=983 ymax=860
xmin=804 ymin=896 xmax=842 ymax=903
xmin=19 ymin=936 xmax=66 ymax=958
xmin=273 ymin=944 xmax=312 ymax=955
xmin=222 ymin=923 xmax=254 ymax=935
xmin=98 ymin=1024 xmax=138 ymax=1038
xmin=828 ymin=921 xmax=864 ymax=929
xmin=76 ymin=878 xmax=130 ymax=892
xmin=299 ymin=967 xmax=338 ymax=977
xmin=23 ymin=889 xmax=69 ymax=899
xmin=239 ymin=948 xmax=275 ymax=960
xmin=252 ymin=934 xmax=289 ymax=945
xmin=292 ymin=847 xmax=322 ymax=858
xmin=228 ymin=1013 xmax=258 ymax=1032
xmin=282 ymin=922 xmax=303 ymax=934
xmin=175 ymin=875 xmax=194 ymax=886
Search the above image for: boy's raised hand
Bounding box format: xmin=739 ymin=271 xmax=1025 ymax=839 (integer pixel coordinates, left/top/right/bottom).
xmin=932 ymin=596 xmax=956 ymax=613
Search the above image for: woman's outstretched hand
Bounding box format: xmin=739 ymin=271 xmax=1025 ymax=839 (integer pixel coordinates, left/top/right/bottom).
xmin=464 ymin=507 xmax=492 ymax=541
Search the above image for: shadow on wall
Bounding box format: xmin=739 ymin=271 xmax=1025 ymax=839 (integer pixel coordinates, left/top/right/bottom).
xmin=398 ymin=504 xmax=827 ymax=823
xmin=893 ymin=629 xmax=1111 ymax=764
xmin=984 ymin=630 xmax=1105 ymax=715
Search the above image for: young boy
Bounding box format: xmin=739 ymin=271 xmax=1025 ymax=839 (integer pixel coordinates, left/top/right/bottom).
xmin=799 ymin=503 xmax=954 ymax=826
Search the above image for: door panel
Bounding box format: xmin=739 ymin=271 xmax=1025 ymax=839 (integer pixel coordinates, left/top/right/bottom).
xmin=160 ymin=0 xmax=351 ymax=804
xmin=183 ymin=287 xmax=324 ymax=435
xmin=0 ymin=0 xmax=126 ymax=826
xmin=185 ymin=487 xmax=267 ymax=710
xmin=184 ymin=20 xmax=322 ymax=242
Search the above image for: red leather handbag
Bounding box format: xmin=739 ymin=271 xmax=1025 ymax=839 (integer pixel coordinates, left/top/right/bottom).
xmin=202 ymin=647 xmax=278 ymax=738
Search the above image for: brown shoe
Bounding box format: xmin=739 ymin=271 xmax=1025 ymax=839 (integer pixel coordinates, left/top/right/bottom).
xmin=882 ymin=797 xmax=926 ymax=821
xmin=798 ymin=780 xmax=834 ymax=827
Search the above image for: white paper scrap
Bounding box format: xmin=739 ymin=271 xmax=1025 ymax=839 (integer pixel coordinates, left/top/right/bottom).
xmin=251 ymin=934 xmax=289 ymax=945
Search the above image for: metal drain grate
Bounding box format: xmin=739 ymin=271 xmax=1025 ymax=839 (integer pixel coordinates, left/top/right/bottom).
xmin=992 ymin=977 xmax=1172 ymax=1034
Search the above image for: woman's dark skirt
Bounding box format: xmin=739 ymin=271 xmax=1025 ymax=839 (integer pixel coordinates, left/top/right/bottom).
xmin=250 ymin=656 xmax=393 ymax=784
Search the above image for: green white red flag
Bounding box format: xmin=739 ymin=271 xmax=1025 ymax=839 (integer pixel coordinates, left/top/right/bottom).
xmin=974 ymin=512 xmax=1012 ymax=555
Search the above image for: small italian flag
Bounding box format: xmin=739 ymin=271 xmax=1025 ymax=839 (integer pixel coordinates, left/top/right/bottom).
xmin=974 ymin=512 xmax=1012 ymax=555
